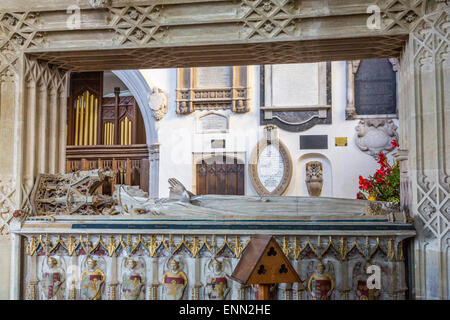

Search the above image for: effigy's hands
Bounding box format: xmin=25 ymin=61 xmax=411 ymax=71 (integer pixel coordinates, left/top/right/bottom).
xmin=168 ymin=178 xmax=186 ymax=196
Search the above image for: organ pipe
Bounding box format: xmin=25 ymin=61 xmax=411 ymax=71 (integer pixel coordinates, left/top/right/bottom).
xmin=73 ymin=90 xmax=99 ymax=146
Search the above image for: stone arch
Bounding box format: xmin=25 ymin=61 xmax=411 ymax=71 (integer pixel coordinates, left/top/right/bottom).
xmin=112 ymin=70 xmax=159 ymax=197
xmin=112 ymin=70 xmax=158 ymax=145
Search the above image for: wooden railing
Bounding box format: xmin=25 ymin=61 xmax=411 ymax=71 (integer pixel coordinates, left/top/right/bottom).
xmin=66 ymin=144 xmax=149 ymax=194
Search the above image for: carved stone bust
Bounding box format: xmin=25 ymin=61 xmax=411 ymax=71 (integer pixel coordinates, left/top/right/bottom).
xmin=305 ymin=161 xmax=323 ymax=197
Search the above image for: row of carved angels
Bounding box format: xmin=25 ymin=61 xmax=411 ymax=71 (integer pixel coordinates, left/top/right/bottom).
xmin=36 ymin=255 xmax=387 ymax=300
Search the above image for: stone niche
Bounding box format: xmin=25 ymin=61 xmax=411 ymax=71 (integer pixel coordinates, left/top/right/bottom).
xmin=298 ymin=154 xmax=332 ymax=197
xmin=260 ymin=62 xmax=331 ymax=132
xmin=176 ymin=66 xmax=249 ymax=114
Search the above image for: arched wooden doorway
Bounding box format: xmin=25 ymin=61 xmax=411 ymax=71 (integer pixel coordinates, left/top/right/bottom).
xmin=196 ymin=155 xmax=244 ymax=195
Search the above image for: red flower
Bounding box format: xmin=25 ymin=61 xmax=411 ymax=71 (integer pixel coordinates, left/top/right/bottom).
xmin=357 ymin=193 xmax=364 ymax=199
xmin=377 ymin=152 xmax=387 ymax=166
xmin=359 ymin=176 xmax=373 ymax=190
xmin=376 ymin=177 xmax=384 ymax=184
xmin=391 ymin=139 xmax=399 ymax=149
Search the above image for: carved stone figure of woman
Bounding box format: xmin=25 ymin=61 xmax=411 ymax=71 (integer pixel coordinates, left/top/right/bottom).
xmin=205 ymin=259 xmax=230 ymax=300
xmin=40 ymin=257 xmax=65 ymax=300
xmin=121 ymin=258 xmax=144 ymax=300
xmin=162 ymin=258 xmax=187 ymax=300
xmin=80 ymin=257 xmax=105 ymax=300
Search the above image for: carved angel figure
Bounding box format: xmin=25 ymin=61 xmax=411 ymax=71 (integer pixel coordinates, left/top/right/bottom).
xmin=205 ymin=258 xmax=230 ymax=300
xmin=40 ymin=257 xmax=65 ymax=300
xmin=162 ymin=258 xmax=188 ymax=300
xmin=307 ymin=261 xmax=335 ymax=300
xmin=120 ymin=258 xmax=145 ymax=300
xmin=80 ymin=257 xmax=105 ymax=300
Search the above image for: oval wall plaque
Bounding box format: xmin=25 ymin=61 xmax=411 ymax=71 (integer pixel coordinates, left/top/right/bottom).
xmin=249 ymin=138 xmax=293 ymax=196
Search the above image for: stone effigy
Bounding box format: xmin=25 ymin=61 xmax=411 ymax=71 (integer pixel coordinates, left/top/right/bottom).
xmin=30 ymin=170 xmax=404 ymax=220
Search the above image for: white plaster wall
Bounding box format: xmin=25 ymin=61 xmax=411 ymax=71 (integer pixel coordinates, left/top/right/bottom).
xmin=139 ymin=62 xmax=398 ymax=199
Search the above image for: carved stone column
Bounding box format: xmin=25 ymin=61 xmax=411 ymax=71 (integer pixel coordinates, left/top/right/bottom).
xmin=238 ymin=284 xmax=246 ymax=300
xmin=400 ymin=7 xmax=450 ymax=299
xmin=149 ymin=257 xmax=159 ymax=300
xmin=339 ymin=260 xmax=350 ymax=300
xmin=25 ymin=280 xmax=38 ymax=300
xmin=148 ymin=284 xmax=159 ymax=300
xmin=107 ymin=256 xmax=118 ymax=300
xmin=149 ymin=143 xmax=160 ymax=198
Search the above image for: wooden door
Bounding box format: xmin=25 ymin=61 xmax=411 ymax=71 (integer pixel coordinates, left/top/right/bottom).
xmin=196 ymin=158 xmax=244 ymax=195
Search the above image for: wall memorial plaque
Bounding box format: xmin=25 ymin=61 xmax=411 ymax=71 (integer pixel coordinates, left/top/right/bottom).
xmin=335 ymin=137 xmax=348 ymax=147
xmin=211 ymin=139 xmax=226 ymax=149
xmin=260 ymin=62 xmax=332 ymax=132
xmin=300 ymin=135 xmax=328 ymax=150
xmin=198 ymin=112 xmax=228 ymax=133
xmin=176 ymin=66 xmax=249 ymax=114
xmin=345 ymin=59 xmax=398 ymax=120
xmin=196 ymin=67 xmax=231 ymax=88
xmin=249 ymin=133 xmax=293 ymax=196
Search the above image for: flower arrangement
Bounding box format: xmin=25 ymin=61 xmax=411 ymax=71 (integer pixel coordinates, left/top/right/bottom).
xmin=357 ymin=140 xmax=400 ymax=205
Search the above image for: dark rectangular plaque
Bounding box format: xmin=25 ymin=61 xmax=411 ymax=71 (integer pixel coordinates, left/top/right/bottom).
xmin=211 ymin=139 xmax=225 ymax=149
xmin=300 ymin=135 xmax=328 ymax=149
